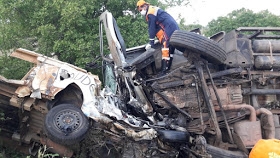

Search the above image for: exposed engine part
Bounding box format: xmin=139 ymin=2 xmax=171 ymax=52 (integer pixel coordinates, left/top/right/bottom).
xmin=233 ymin=120 xmax=262 ymax=148
xmin=256 ymin=108 xmax=275 ymax=139
xmin=209 ymin=85 xmax=243 ymax=106
xmin=214 ymin=104 xmax=257 ymax=121
xmin=153 ymin=86 xmax=204 ymax=111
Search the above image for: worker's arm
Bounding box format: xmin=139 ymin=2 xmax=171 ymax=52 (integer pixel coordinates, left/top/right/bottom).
xmin=147 ymin=14 xmax=157 ymax=47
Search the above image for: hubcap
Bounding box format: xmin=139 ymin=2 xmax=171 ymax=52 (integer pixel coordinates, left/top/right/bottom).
xmin=54 ymin=110 xmax=81 ymax=134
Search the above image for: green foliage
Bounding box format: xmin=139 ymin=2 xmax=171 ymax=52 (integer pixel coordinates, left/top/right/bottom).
xmin=161 ymin=0 xmax=190 ymax=9
xmin=37 ymin=145 xmax=60 ymax=158
xmin=180 ymin=23 xmax=203 ymax=32
xmin=116 ymin=15 xmax=148 ymax=48
xmin=0 ymin=56 xmax=32 ymax=79
xmin=204 ymin=8 xmax=280 ymax=36
xmin=0 ymin=145 xmax=26 ymax=158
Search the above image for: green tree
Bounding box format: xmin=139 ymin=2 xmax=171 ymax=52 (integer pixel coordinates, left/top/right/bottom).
xmin=204 ymin=8 xmax=280 ymax=36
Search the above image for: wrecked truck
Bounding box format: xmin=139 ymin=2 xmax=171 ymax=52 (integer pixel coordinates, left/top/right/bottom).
xmin=0 ymin=10 xmax=280 ymax=157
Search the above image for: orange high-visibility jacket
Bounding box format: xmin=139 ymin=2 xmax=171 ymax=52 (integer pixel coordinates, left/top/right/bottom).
xmin=145 ymin=6 xmax=179 ymax=45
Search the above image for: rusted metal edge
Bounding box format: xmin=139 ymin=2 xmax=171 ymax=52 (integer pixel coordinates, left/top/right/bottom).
xmin=11 ymin=48 xmax=87 ymax=73
xmin=0 ymin=75 xmax=27 ymax=85
xmin=10 ymin=48 xmax=40 ymax=64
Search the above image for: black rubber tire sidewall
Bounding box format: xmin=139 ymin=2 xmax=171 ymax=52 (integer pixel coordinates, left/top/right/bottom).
xmin=170 ymin=30 xmax=226 ymax=64
xmin=206 ymin=145 xmax=247 ymax=158
xmin=44 ymin=104 xmax=89 ymax=145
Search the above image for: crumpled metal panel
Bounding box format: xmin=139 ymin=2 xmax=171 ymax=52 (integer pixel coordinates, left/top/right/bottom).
xmin=15 ymin=86 xmax=31 ymax=97
xmin=154 ymin=87 xmax=202 ymax=110
xmin=7 ymin=48 xmax=158 ymax=142
xmin=10 ymin=48 xmax=100 ymax=101
xmin=31 ymin=64 xmax=59 ymax=97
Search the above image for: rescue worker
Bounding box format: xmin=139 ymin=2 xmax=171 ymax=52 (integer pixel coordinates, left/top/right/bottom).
xmin=136 ymin=0 xmax=179 ymax=76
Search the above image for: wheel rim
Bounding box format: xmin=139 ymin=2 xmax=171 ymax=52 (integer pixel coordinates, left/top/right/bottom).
xmin=53 ymin=110 xmax=82 ymax=134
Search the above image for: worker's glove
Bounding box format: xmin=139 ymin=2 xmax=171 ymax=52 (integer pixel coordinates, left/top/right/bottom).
xmin=146 ymin=39 xmax=156 ymax=50
xmin=149 ymin=39 xmax=155 ymax=47
xmin=154 ymin=39 xmax=159 ymax=44
xmin=145 ymin=39 xmax=157 ymax=50
xmin=145 ymin=43 xmax=152 ymax=50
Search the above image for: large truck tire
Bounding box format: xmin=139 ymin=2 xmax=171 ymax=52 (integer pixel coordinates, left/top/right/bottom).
xmin=170 ymin=30 xmax=226 ymax=64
